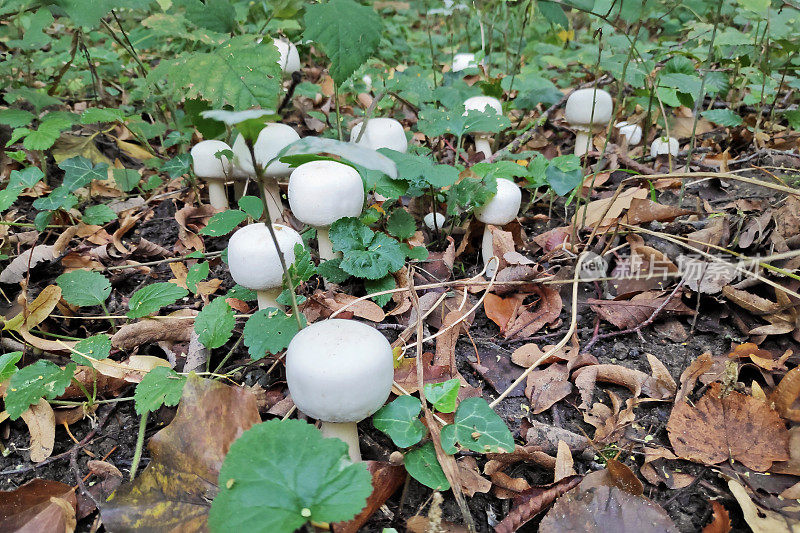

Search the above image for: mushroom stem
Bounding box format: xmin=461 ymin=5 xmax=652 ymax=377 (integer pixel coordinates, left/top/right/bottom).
xmin=320 ymin=421 xmax=361 ymax=462
xmin=262 ymin=179 xmax=286 ymax=223
xmin=316 ymin=226 xmax=340 ymax=261
xmin=256 ymin=287 xmax=283 ymax=310
xmin=474 ymin=136 xmax=492 ymax=159
xmin=574 ymin=131 xmax=592 ymax=157
xmin=482 ymin=224 xmax=499 ymax=278
xmin=207 ymin=180 xmax=228 ymax=210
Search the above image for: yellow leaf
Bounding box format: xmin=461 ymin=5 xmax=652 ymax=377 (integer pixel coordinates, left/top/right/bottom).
xmin=114 ymin=138 xmax=154 ymax=161
xmin=5 ymin=285 xmax=62 ymax=332
xmin=52 ymin=133 xmax=112 ymax=165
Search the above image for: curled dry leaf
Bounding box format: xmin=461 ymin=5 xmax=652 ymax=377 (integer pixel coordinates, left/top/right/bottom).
xmin=554 ymin=441 xmax=576 ymax=482
xmin=485 ymin=445 xmax=557 ymax=475
xmin=511 ymin=343 xmax=579 ymax=368
xmin=0 ymin=479 xmax=77 ymax=533
xmin=5 ymin=284 xmax=61 ymax=332
xmin=491 ymin=471 xmax=532 ymax=497
xmin=0 ymin=244 xmax=55 ymax=284
xmin=589 ymin=292 xmax=694 ymax=330
xmin=572 ymin=356 xmax=675 ymax=406
xmin=668 ymin=383 xmax=789 ymax=471
xmin=20 ymin=398 xmax=56 ymax=463
xmin=769 ymin=366 xmax=800 ymax=422
xmin=333 ymin=461 xmax=405 ymax=533
xmin=456 ymin=456 xmax=492 ymax=497
xmin=111 ymin=309 xmax=197 ymax=351
xmin=174 ymin=204 xmax=216 ymax=252
xmin=702 ymin=501 xmax=732 ymax=533
xmin=640 ymin=446 xmax=694 ymax=490
xmin=60 ymin=366 xmax=127 ymax=400
xmin=525 ymin=420 xmax=591 ymax=458
xmin=484 ymin=293 xmax=522 ymax=334
xmin=573 ymin=187 xmax=649 ymax=231
xmin=624 ymin=198 xmax=693 ymax=226
xmin=582 ymin=391 xmax=638 ymax=445
xmin=504 ymin=284 xmax=562 ymax=340
xmin=494 ymin=476 xmax=582 ymax=533
xmin=525 ymin=363 xmax=572 ymax=414
xmin=580 ymin=459 xmax=643 ymax=496
xmin=92 ymin=355 xmax=170 ymax=383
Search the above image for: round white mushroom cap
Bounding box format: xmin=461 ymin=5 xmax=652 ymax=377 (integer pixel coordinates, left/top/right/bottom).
xmin=424 ymin=212 xmax=446 ymax=230
xmin=227 ymin=223 xmax=302 ymax=290
xmin=564 ymin=88 xmax=613 ymax=130
xmin=350 ymin=118 xmax=408 ymax=153
xmin=474 ymin=178 xmax=521 ymax=226
xmin=285 ymin=319 xmax=394 ymax=423
xmin=273 ymin=38 xmax=300 ymax=74
xmin=288 ymin=160 xmax=365 ymax=227
xmin=463 ymin=96 xmax=503 ymax=115
xmin=615 ymin=121 xmax=642 ymax=145
xmin=191 ymin=140 xmax=233 ymax=179
xmin=232 ymin=124 xmax=301 ymax=178
xmin=452 ymin=53 xmax=477 ymax=72
xmin=650 ymin=136 xmax=679 ymax=157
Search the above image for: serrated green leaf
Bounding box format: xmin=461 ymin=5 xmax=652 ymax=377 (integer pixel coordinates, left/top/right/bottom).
xmin=446 ymin=175 xmax=497 ymax=215
xmin=186 ymin=261 xmax=210 ymax=294
xmin=330 ymin=217 xmax=374 ymax=253
xmin=56 ymin=269 xmax=111 ymax=307
xmin=80 ymin=108 xmax=126 ymax=124
xmin=195 ymin=297 xmax=235 ymax=349
xmin=417 ymin=107 xmax=511 ymax=138
xmin=386 ymin=209 xmax=416 ymax=240
xmin=127 ymin=283 xmax=189 ymax=318
xmin=112 ymin=168 xmax=142 ymax=192
xmin=200 ymin=210 xmax=248 ymax=237
xmin=227 ymin=284 xmax=257 ymax=302
xmin=5 ymin=361 xmax=76 ymax=420
xmin=209 ymin=419 xmax=373 ymax=531
xmin=317 ymin=258 xmax=350 ymax=283
xmin=23 ymin=126 xmax=61 ymax=151
xmin=288 ymin=243 xmax=315 ymax=286
xmin=134 ymin=366 xmax=187 ymax=415
xmin=237 ymin=195 xmax=263 ymax=220
xmin=449 ymin=397 xmax=514 ymax=453
xmin=340 ymin=232 xmax=406 ymax=280
xmin=702 ymin=108 xmax=743 ymax=127
xmin=378 ymin=149 xmax=459 ymax=189
xmin=0 ymin=109 xmax=35 ymax=128
xmin=3 ymin=88 xmax=60 ymax=112
xmin=73 ymin=334 xmax=112 ymax=366
xmin=424 ymin=378 xmax=460 ymax=414
xmin=404 ymin=442 xmax=450 ymax=490
xmin=471 ymin=161 xmax=530 ymax=181
xmin=373 ymin=395 xmax=425 ymax=448
xmin=365 ymin=274 xmax=395 ymax=307
xmin=0 ymin=187 xmax=23 ymax=212
xmin=243 ymin=308 xmax=304 ymax=360
xmin=0 ymin=352 xmax=22 ymax=383
xmin=82 ymin=204 xmax=118 ymax=225
xmin=184 ymin=0 xmax=236 ymax=32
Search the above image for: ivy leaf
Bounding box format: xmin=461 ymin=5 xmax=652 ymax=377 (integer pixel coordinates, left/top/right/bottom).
xmin=127 ymin=283 xmax=189 ymax=318
xmin=200 ymin=210 xmax=248 ymax=237
xmin=702 ymin=108 xmax=743 ymax=127
xmin=112 ymin=168 xmax=142 ymax=192
xmin=161 ymin=154 xmax=192 ymax=178
xmin=186 ymin=261 xmax=210 ymax=294
xmin=237 ymin=195 xmax=263 ymax=220
xmin=243 ymin=309 xmax=305 ymax=360
xmin=317 ymin=258 xmax=350 ymax=284
xmin=404 ymin=442 xmax=450 ymax=490
xmin=0 ymin=187 xmax=23 ymax=212
xmin=134 ymin=366 xmax=187 ymax=415
xmin=545 ymin=154 xmax=583 ymax=196
xmin=304 ymin=0 xmax=382 ymax=85
xmin=386 ymin=208 xmax=416 ymax=240
xmin=440 ymin=424 xmax=458 ymax=454
xmin=56 ymin=269 xmax=111 ymax=307
xmin=5 ymin=361 xmax=76 ymax=420
xmin=209 ymin=419 xmax=373 ymax=531
xmin=330 ymin=217 xmax=374 ymax=253
xmin=9 ymin=166 xmax=45 ymax=189
xmin=0 ymin=351 xmax=23 ymax=383
xmin=59 ymin=156 xmax=109 ymax=192
xmin=446 ymin=397 xmax=515 ymax=453
xmin=423 ymin=378 xmax=460 ymax=414
xmin=32 ymin=187 xmax=77 ymax=212
xmin=372 ymin=395 xmax=426 ymax=448
xmin=82 ymin=204 xmax=118 ymax=225
xmin=195 ymin=297 xmax=235 ymax=350
xmin=73 ymin=334 xmax=111 ymax=366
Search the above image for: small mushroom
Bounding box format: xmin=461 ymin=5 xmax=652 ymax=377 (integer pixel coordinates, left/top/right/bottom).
xmin=564 ymin=88 xmax=613 ymax=157
xmin=650 ymin=136 xmax=679 ymax=157
xmin=227 ymin=223 xmax=303 ymax=310
xmin=232 ymin=123 xmax=301 ymax=221
xmin=424 ymin=212 xmax=446 ymax=231
xmin=463 ymin=96 xmax=503 ymax=159
xmin=285 ymin=318 xmax=394 ymax=462
xmin=191 ymin=140 xmax=233 ymax=210
xmin=273 ymin=38 xmax=300 ymax=74
xmin=474 ymin=178 xmax=521 ymax=277
xmin=288 ymin=160 xmax=364 ymax=261
xmin=452 ymin=53 xmax=477 ymax=72
xmin=615 ymin=121 xmax=642 ymax=145
xmin=350 ymin=118 xmax=408 ymax=153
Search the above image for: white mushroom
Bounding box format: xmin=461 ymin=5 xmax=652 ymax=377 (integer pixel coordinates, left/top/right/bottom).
xmin=474 ymin=178 xmax=521 ymax=277
xmin=452 ymin=53 xmax=477 ymax=72
xmin=463 ymin=96 xmax=503 ymax=159
xmin=288 ymin=160 xmax=364 ymax=261
xmin=285 ymin=319 xmax=394 ymax=462
xmin=615 ymin=121 xmax=642 ymax=145
xmin=227 ymin=223 xmax=303 ymax=310
xmin=350 ymin=118 xmax=408 ymax=153
xmin=273 ymin=38 xmax=300 ymax=74
xmin=650 ymin=136 xmax=679 ymax=157
xmin=564 ymin=88 xmax=613 ymax=157
xmin=191 ymin=140 xmax=233 ymax=210
xmin=232 ymin=124 xmax=301 ymax=221
xmin=424 ymin=212 xmax=446 ymax=231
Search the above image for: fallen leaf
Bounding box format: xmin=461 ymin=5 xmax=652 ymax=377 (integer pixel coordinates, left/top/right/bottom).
xmin=494 ymin=476 xmax=583 ymax=533
xmin=702 ymin=500 xmax=732 ymax=533
xmin=406 ymin=516 xmax=469 ymax=533
xmin=525 ymin=363 xmax=572 ymax=414
xmin=20 ymin=398 xmax=56 ymax=463
xmin=504 ymin=284 xmax=562 ymax=339
xmin=573 ymin=187 xmax=649 ymax=230
xmin=111 ymin=310 xmax=197 ymax=351
xmin=639 ymin=446 xmax=694 ymax=490
xmin=589 ymin=293 xmax=693 ymax=330
xmin=511 ymin=343 xmax=579 ymax=368
xmin=624 ymin=198 xmax=693 ymax=225
xmin=524 ymin=420 xmax=590 ymax=458
xmin=174 ymin=205 xmax=215 ymax=252
xmin=92 ymin=355 xmax=170 ymax=383
xmin=5 ymin=285 xmax=61 ymax=332
xmin=727 ymin=478 xmax=800 ymax=533
xmin=456 ymin=456 xmax=492 ymax=497
xmin=0 ymin=479 xmax=77 ymax=533
xmin=582 ymin=392 xmax=638 ymax=444
xmin=770 ymin=366 xmax=800 ymax=422
xmin=675 ymin=352 xmax=715 ymax=403
xmin=333 ymin=461 xmax=405 ymax=533
xmin=0 ymin=245 xmax=55 ymax=284
xmin=554 ymin=441 xmax=576 ymax=482
xmin=484 ymin=293 xmax=522 ymax=333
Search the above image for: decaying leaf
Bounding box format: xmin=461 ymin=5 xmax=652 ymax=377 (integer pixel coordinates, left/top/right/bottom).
xmin=92 ymin=355 xmax=170 ymax=383
xmin=20 ymin=398 xmax=56 ymax=463
xmin=554 ymin=441 xmax=576 ymax=482
xmin=494 ymin=476 xmax=582 ymax=533
xmin=333 ymin=461 xmax=405 ymax=533
xmin=0 ymin=479 xmax=77 ymax=533
xmin=574 ymin=187 xmax=649 ymax=230
xmin=111 ymin=310 xmax=197 ymax=351
xmin=0 ymin=245 xmax=55 ymax=284
xmin=582 ymin=391 xmax=638 ymax=444
xmin=727 ymin=478 xmax=800 ymax=533
xmin=525 ymin=363 xmax=572 ymax=414
xmin=770 ymin=366 xmax=800 ymax=422
xmin=456 ymin=456 xmax=492 ymax=497
xmin=702 ymin=500 xmax=732 ymax=533
xmin=504 ymin=284 xmax=562 ymax=339
xmin=640 ymin=447 xmax=694 ymax=490
xmin=589 ymin=292 xmax=693 ymax=330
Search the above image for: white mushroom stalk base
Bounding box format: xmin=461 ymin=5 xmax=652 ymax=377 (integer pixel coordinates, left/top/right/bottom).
xmin=482 ymin=225 xmax=500 ymax=278
xmin=316 ymin=226 xmax=340 ymax=261
xmin=320 ymin=421 xmax=361 ymax=462
xmin=262 ymin=179 xmax=286 ymax=223
xmin=207 ymin=180 xmax=228 ymax=210
xmin=573 ymin=131 xmax=592 ymax=157
xmin=475 ymin=136 xmax=492 ymax=159
xmin=256 ymin=287 xmax=283 ymax=311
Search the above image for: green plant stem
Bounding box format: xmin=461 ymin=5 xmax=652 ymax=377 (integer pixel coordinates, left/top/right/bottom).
xmin=50 ymin=397 xmax=133 ymax=407
xmin=0 ymin=221 xmax=70 ymax=228
xmin=426 ymin=11 xmax=439 ymax=88
xmin=333 ymin=83 xmax=344 ymax=141
xmin=507 ymin=0 xmax=532 ymax=94
xmin=213 ymin=335 xmax=243 ymax=374
xmin=69 ymin=378 xmax=93 ymax=404
xmin=100 ymin=302 xmax=117 ymax=332
xmin=130 ymin=412 xmax=148 ymax=480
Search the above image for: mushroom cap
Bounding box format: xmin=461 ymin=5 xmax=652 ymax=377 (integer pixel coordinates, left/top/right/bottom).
xmin=564 ymin=88 xmax=613 ymax=129
xmin=285 ymin=319 xmax=394 ymax=423
xmin=191 ymin=140 xmax=233 ymax=180
xmin=474 ymin=178 xmax=521 ymax=225
xmin=288 ymin=160 xmax=365 ymax=227
xmin=350 ymin=118 xmax=408 ymax=153
xmin=650 ymin=136 xmax=679 ymax=157
xmin=232 ymin=124 xmax=301 ymax=178
xmin=227 ymin=223 xmax=302 ymax=290
xmin=463 ymin=96 xmax=503 ymax=115
xmin=424 ymin=212 xmax=446 ymax=230
xmin=615 ymin=121 xmax=642 ymax=145
xmin=273 ymin=38 xmax=300 ymax=74
xmin=452 ymin=53 xmax=477 ymax=72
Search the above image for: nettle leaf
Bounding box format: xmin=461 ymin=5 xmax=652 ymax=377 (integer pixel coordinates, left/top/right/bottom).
xmin=59 ymin=156 xmax=109 ymax=191
xmin=22 ymin=125 xmax=62 ymax=151
xmin=56 ymin=269 xmax=111 ymax=307
xmin=9 ymin=166 xmax=45 ymax=188
xmin=73 ymin=334 xmax=112 ymax=366
xmin=243 ymin=309 xmax=305 ymax=360
xmin=200 ymin=210 xmax=248 ymax=237
xmin=127 ymin=283 xmax=189 ymax=318
xmin=702 ymin=108 xmax=743 ymax=127
xmin=0 ymin=108 xmax=35 ymax=128
xmin=82 ymin=204 xmax=118 ymax=225
xmin=149 ymin=36 xmax=282 ymax=110
xmin=317 ymin=258 xmax=350 ymax=284
xmin=404 ymin=442 xmax=450 ymax=490
xmin=209 ymin=419 xmax=373 ymax=532
xmin=195 ymin=297 xmax=235 ymax=350
xmin=112 ymin=168 xmax=142 ymax=192
xmin=372 ymin=395 xmax=426 ymax=448
xmin=330 ymin=217 xmax=374 ymax=253
xmin=0 ymin=351 xmax=23 ymax=383
xmin=80 ymin=108 xmax=126 ymax=124
xmin=386 ymin=208 xmax=416 ymax=240
xmin=134 ymin=366 xmax=187 ymax=415
xmin=443 ymin=397 xmax=514 ymax=453
xmin=237 ymin=195 xmax=263 ymax=220
xmin=424 ymin=378 xmax=460 ymax=414
xmin=161 ymin=154 xmax=192 ymax=178
xmin=304 ymin=0 xmax=383 ymax=85
xmin=545 ymin=154 xmax=583 ymax=196
xmin=5 ymin=361 xmax=77 ymax=420
xmin=186 ymin=262 xmax=210 ymax=294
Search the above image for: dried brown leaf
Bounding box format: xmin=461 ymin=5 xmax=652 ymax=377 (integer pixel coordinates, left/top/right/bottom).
xmin=0 ymin=479 xmax=77 ymax=533
xmin=0 ymin=245 xmax=55 ymax=284
xmin=525 ymin=363 xmax=572 ymax=414
xmin=111 ymin=310 xmax=197 ymax=351
xmin=20 ymin=398 xmax=55 ymax=463
xmin=333 ymin=461 xmax=405 ymax=533
xmin=494 ymin=476 xmax=582 ymax=533
xmin=554 ymin=441 xmax=576 ymax=482
xmin=589 ymin=293 xmax=693 ymax=330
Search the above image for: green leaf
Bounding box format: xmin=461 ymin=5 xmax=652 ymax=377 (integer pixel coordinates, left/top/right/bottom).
xmin=112 ymin=168 xmax=142 ymax=192
xmin=227 ymin=284 xmax=257 ymax=302
xmin=448 ymin=397 xmax=514 ymax=453
xmin=288 ymin=243 xmax=316 ymax=286
xmin=0 ymin=187 xmax=23 ymax=212
xmin=340 ymin=233 xmax=406 ymax=280
xmin=386 ymin=209 xmax=416 ymax=240
xmin=73 ymin=334 xmax=112 ymax=366
xmin=32 ymin=187 xmax=77 ymax=212
xmin=82 ymin=204 xmax=118 ymax=225
xmin=417 ymin=107 xmax=511 ymax=138
xmin=440 ymin=424 xmax=458 ymax=454
xmin=3 ymin=87 xmax=60 ymax=112
xmin=471 ymin=161 xmax=530 ymax=181
xmin=317 ymin=258 xmax=350 ymax=284
xmin=127 ymin=283 xmax=189 ymax=318
xmin=184 ymin=0 xmax=236 ymax=32
xmin=209 ymin=419 xmax=373 ymax=531
xmin=539 ymin=1 xmax=568 ymax=28
xmin=372 ymin=395 xmax=426 ymax=448
xmin=701 ymin=109 xmax=743 ymax=127
xmin=365 ymin=275 xmax=395 ymax=307
xmin=59 ymin=156 xmax=109 ymax=192
xmin=186 ymin=261 xmax=210 ymax=294
xmin=195 ymin=297 xmax=235 ymax=350
xmin=545 ymin=155 xmax=583 ymax=196
xmin=5 ymin=361 xmax=76 ymax=420
xmin=0 ymin=352 xmax=22 ymax=383
xmin=330 ymin=217 xmax=374 ymax=253
xmin=786 ymin=110 xmax=800 ymax=131
xmin=200 ymin=210 xmax=248 ymax=237
xmin=134 ymin=366 xmax=187 ymax=415
xmin=423 ymin=379 xmax=460 ymax=414
xmin=80 ymin=108 xmax=126 ymax=124
xmin=446 ymin=175 xmax=497 ymax=215
xmin=277 ymin=136 xmax=398 ymax=178
xmin=0 ymin=109 xmax=35 ymax=128
xmin=237 ymin=195 xmax=263 ymax=220
xmin=404 ymin=442 xmax=450 ymax=490
xmin=9 ymin=166 xmax=44 ymax=188
xmin=22 ymin=126 xmax=61 ymax=151
xmin=243 ymin=308 xmax=304 ymax=360
xmin=161 ymin=154 xmax=192 ymax=178
xmin=304 ymin=0 xmax=383 ymax=85
xmin=56 ymin=269 xmax=111 ymax=307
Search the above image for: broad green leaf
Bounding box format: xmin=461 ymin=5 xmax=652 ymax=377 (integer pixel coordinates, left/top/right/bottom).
xmin=372 ymin=395 xmax=426 ymax=448
xmin=80 ymin=108 xmax=126 ymax=124
xmin=787 ymin=110 xmax=800 ymax=131
xmin=237 ymin=195 xmax=263 ymax=220
xmin=0 ymin=352 xmax=22 ymax=383
xmin=112 ymin=168 xmax=142 ymax=192
xmin=424 ymin=379 xmax=460 ymax=414
xmin=448 ymin=397 xmax=514 ymax=453
xmin=340 ymin=233 xmax=406 ymax=280
xmin=386 ymin=208 xmax=416 ymax=240
xmin=73 ymin=334 xmax=112 ymax=366
xmin=546 ymin=155 xmax=583 ymax=196
xmin=538 ymin=1 xmax=569 ymax=28
xmin=9 ymin=166 xmax=45 ymax=188
xmin=184 ymin=0 xmax=236 ymax=32
xmin=471 ymin=161 xmax=530 ymax=181
xmin=32 ymin=187 xmax=78 ymax=212
xmin=209 ymin=419 xmax=373 ymax=531
xmin=417 ymin=107 xmax=511 ymax=138
xmin=243 ymin=308 xmax=304 ymax=360
xmin=0 ymin=109 xmax=35 ymax=128
xmin=127 ymin=283 xmax=189 ymax=318
xmin=5 ymin=361 xmax=77 ymax=420
xmin=3 ymin=87 xmax=60 ymax=112
xmin=161 ymin=154 xmax=192 ymax=178
xmin=200 ymin=210 xmax=248 ymax=237
xmin=365 ymin=274 xmax=395 ymax=307
xmin=195 ymin=297 xmax=235 ymax=350
xmin=0 ymin=187 xmax=22 ymax=212
xmin=404 ymin=442 xmax=450 ymax=490
xmin=22 ymin=125 xmax=61 ymax=151
xmin=330 ymin=217 xmax=374 ymax=253
xmin=186 ymin=262 xmax=210 ymax=294
xmin=134 ymin=366 xmax=187 ymax=415
xmin=56 ymin=269 xmax=111 ymax=307
xmin=82 ymin=204 xmax=118 ymax=225
xmin=440 ymin=424 xmax=458 ymax=454
xmin=59 ymin=156 xmax=109 ymax=192
xmin=277 ymin=137 xmax=398 ymax=178
xmin=446 ymin=175 xmax=497 ymax=215
xmin=701 ymin=109 xmax=743 ymax=127
xmin=317 ymin=258 xmax=350 ymax=284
